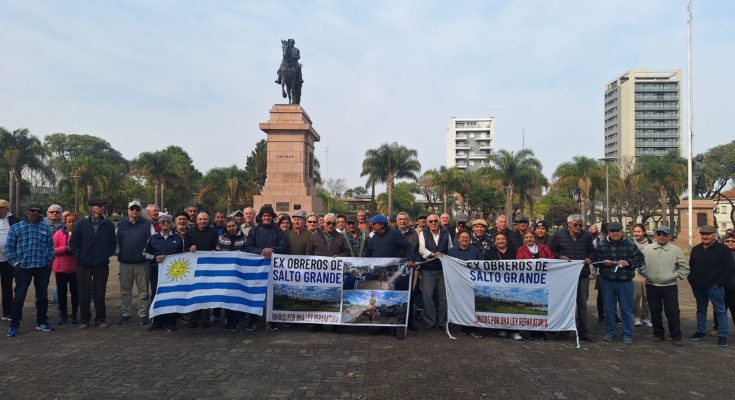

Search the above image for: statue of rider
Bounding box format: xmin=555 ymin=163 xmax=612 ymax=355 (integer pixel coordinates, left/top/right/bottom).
xmin=275 ymin=39 xmax=302 ymax=84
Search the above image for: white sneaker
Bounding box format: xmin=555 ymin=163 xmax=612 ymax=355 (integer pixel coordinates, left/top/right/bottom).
xmin=634 ymin=317 xmax=642 ymax=327
xmin=512 ymin=332 xmax=522 ymax=340
xmin=643 ymin=319 xmax=652 ymax=328
xmin=498 ymin=330 xmax=508 ymax=338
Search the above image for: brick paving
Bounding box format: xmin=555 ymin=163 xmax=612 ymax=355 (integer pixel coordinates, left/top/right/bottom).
xmin=1 ymin=261 xmax=734 ymax=399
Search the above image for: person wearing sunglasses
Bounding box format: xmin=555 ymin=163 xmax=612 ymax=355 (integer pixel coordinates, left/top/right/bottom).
xmin=116 ymin=200 xmax=153 ymax=326
xmin=640 ymin=226 xmax=689 ymax=346
xmin=687 ymin=225 xmax=735 ymax=347
xmin=45 ymin=204 xmax=64 ymax=232
xmin=306 ymin=213 xmax=350 ymax=257
xmin=5 ymin=203 xmax=55 ymax=337
xmin=550 ymin=214 xmax=597 ymax=343
xmin=305 ymin=214 xmax=319 ymax=233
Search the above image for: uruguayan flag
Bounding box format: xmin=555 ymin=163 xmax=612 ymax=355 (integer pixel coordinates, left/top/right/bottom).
xmin=149 ymin=251 xmax=270 ymax=318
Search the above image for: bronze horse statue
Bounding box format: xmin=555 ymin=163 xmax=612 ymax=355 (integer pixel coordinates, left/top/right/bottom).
xmin=276 ymin=39 xmax=302 ymax=105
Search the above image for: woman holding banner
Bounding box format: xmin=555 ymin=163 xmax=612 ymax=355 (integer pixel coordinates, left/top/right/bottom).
xmin=516 ymin=231 xmax=554 ymax=340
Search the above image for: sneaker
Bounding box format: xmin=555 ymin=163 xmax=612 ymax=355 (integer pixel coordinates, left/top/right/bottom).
xmin=36 ymin=323 xmax=54 ymax=332
xmin=139 ymin=317 xmax=149 ymax=325
xmin=643 ymin=319 xmax=652 ymax=328
xmin=267 ymin=323 xmax=278 ymax=332
xmin=97 ymin=322 xmax=109 ymax=328
xmin=672 ymin=339 xmax=683 ymax=347
xmin=201 ymin=321 xmax=210 ymax=329
xmin=634 ymin=317 xmax=642 ymax=327
xmin=118 ymin=316 xmax=131 ymax=325
xmin=689 ymin=332 xmax=707 ymax=341
xmin=470 ymin=331 xmax=483 ymax=339
xmin=717 ymin=337 xmax=728 ymax=347
xmin=244 ymin=324 xmax=256 ymax=332
xmin=498 ymin=330 xmax=508 ymax=338
xmin=58 ymin=317 xmax=68 ymax=325
xmin=603 ymin=334 xmax=615 ymax=342
xmin=511 ymin=332 xmax=522 ymax=340
xmin=623 ymin=336 xmax=633 ymax=345
xmin=78 ymin=323 xmax=89 ymax=330
xmin=1 ymin=315 xmax=11 ymax=321
xmin=7 ymin=326 xmax=18 ymax=337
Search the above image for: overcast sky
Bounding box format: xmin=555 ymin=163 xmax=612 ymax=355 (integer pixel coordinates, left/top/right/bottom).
xmin=1 ymin=0 xmax=732 ymax=189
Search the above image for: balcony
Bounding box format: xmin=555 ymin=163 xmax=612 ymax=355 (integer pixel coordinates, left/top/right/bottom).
xmin=635 ymin=113 xmax=678 ymax=119
xmin=635 ymin=94 xmax=679 ymax=101
xmin=455 ymin=143 xmax=471 ymax=150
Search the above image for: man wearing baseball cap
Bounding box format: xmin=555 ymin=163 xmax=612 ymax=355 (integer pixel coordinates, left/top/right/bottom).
xmin=116 ymin=200 xmax=152 ymax=326
xmin=641 ymin=226 xmax=689 ymax=346
xmin=5 ymin=203 xmax=55 ymax=337
xmin=687 ymin=225 xmax=735 ymax=346
xmin=69 ymin=198 xmax=117 ymax=329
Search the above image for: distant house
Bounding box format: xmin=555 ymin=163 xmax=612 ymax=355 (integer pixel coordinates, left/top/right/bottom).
xmin=713 ymin=188 xmax=735 ymax=236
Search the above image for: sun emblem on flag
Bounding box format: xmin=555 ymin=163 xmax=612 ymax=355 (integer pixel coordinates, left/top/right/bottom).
xmin=166 ymin=258 xmax=191 ymax=281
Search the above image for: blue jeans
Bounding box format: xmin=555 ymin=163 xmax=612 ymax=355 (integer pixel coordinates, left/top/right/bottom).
xmin=692 ymin=286 xmax=728 ymax=338
xmin=600 ymin=278 xmax=634 ymax=338
xmin=10 ymin=266 xmax=52 ymax=328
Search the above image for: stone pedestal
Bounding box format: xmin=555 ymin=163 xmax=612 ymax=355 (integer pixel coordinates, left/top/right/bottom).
xmin=674 ymin=199 xmax=715 ymax=248
xmin=253 ymin=104 xmax=323 ymax=214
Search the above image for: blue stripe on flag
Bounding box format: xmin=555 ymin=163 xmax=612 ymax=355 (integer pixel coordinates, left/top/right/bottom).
xmin=194 ymin=270 xmax=269 ymax=280
xmin=197 ymin=257 xmax=270 ymax=267
xmin=153 ymin=295 xmax=264 ymax=309
xmin=157 ymin=282 xmax=267 ymax=295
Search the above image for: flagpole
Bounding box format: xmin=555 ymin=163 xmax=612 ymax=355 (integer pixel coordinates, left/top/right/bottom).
xmin=687 ymin=0 xmax=694 ymax=249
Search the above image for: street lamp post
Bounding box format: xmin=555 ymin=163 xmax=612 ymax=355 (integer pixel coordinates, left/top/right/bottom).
xmin=598 ymin=157 xmax=617 ymax=223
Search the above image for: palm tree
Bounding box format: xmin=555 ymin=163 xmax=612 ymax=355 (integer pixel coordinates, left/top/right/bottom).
xmin=638 ymin=151 xmax=687 ymax=227
xmin=552 ymin=156 xmax=606 ymax=223
xmin=360 ymin=143 xmax=421 ymax=218
xmin=1 ymin=128 xmax=53 ymax=214
xmin=199 ymin=166 xmax=254 ymax=213
xmin=133 ymin=146 xmax=199 ymax=211
xmin=486 ymin=149 xmax=544 ymax=221
xmin=423 ymin=166 xmax=462 ymax=213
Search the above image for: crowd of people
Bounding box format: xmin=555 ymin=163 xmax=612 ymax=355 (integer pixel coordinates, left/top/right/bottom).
xmin=1 ymin=197 xmax=734 ymax=346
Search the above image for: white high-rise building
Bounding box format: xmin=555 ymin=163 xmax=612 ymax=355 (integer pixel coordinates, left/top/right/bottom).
xmin=604 ymin=70 xmax=682 ymax=163
xmin=446 ymin=117 xmax=495 ymax=170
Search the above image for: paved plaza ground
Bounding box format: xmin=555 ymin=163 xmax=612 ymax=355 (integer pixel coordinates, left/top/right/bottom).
xmin=1 ymin=260 xmax=734 ymax=400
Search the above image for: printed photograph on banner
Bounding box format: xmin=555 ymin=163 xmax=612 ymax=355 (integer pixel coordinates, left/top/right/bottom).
xmin=342 ymin=261 xmax=403 ymax=290
xmin=474 ymin=286 xmax=549 ymax=316
xmin=272 ymin=284 xmax=341 ymax=312
xmin=341 ymin=290 xmax=408 ymax=324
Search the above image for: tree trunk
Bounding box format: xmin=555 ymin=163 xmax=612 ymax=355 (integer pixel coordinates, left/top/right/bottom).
xmin=505 ymin=185 xmax=513 ymax=222
xmin=386 ymin=175 xmax=394 ymax=219
xmin=154 ymin=183 xmax=160 ymax=209
xmin=160 ymin=181 xmax=166 ymax=212
xmin=14 ymin=173 xmax=21 ymax=215
xmin=8 ymin=171 xmax=15 ymax=215
xmin=589 ymin=191 xmax=596 ymax=225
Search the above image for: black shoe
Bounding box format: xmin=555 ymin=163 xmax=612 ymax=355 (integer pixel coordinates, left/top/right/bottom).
xmin=717 ymin=337 xmax=728 ymax=346
xmin=139 ymin=317 xmax=149 ymax=325
xmin=222 ymin=324 xmax=237 ymax=332
xmin=147 ymin=322 xmax=163 ymax=332
xmin=165 ymin=324 xmax=178 ymax=332
xmin=689 ymin=332 xmax=707 ymax=341
xmin=395 ymin=329 xmax=405 ymax=340
xmin=201 ymin=321 xmax=210 ymax=329
xmin=579 ymin=334 xmax=596 ymax=343
xmin=118 ymin=316 xmax=131 ymax=325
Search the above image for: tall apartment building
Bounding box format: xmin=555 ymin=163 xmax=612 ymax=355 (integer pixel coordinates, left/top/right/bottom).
xmin=604 ymin=70 xmax=681 ymax=163
xmin=446 ymin=117 xmax=495 ymax=170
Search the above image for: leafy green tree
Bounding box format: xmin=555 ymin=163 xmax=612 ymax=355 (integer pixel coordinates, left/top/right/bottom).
xmin=343 ymin=186 xmax=368 ymax=198
xmin=638 ymin=151 xmax=686 ymax=228
xmin=702 ymin=140 xmax=735 ymax=198
xmin=376 ymin=182 xmax=423 ymax=218
xmin=360 ymin=143 xmax=421 ymax=218
xmin=535 ymin=193 xmax=579 ymax=229
xmin=1 ymin=128 xmax=54 ymax=214
xmin=317 ymin=188 xmax=349 ymax=214
xmin=244 ymin=139 xmax=267 ymax=191
xmin=199 ymin=166 xmax=254 ymax=213
xmin=132 ymin=146 xmax=201 ymax=212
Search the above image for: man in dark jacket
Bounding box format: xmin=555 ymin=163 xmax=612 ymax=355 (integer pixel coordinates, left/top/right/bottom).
xmin=470 ymin=219 xmax=494 ymax=259
xmin=244 ymin=205 xmax=287 ymax=331
xmin=184 ymin=211 xmax=219 ymax=328
xmin=550 ymin=214 xmax=596 ymax=342
xmin=143 ymin=213 xmax=185 ymax=331
xmin=396 ymin=212 xmax=419 ymax=260
xmin=69 ymin=198 xmax=116 ymax=329
xmin=688 ymin=225 xmax=735 ymax=346
xmin=365 ymin=214 xmax=415 ymax=339
xmin=307 ymin=213 xmax=350 ymax=257
xmin=116 ymin=200 xmax=152 ymax=325
xmin=594 ymin=222 xmax=644 ymax=344
xmin=418 ymin=213 xmax=452 ymax=329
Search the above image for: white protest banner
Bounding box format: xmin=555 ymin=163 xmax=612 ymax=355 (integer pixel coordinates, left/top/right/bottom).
xmin=442 ymin=257 xmax=583 ymax=332
xmin=267 ymin=255 xmax=410 ymax=327
xmin=150 ymin=251 xmax=269 ymax=318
